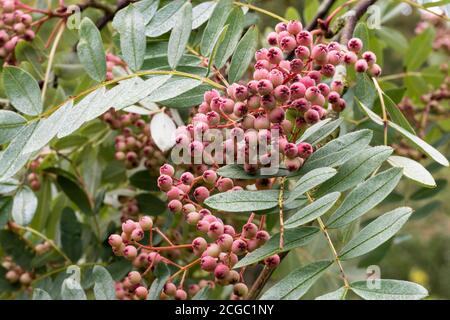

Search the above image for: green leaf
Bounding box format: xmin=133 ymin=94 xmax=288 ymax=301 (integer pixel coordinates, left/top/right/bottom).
xmin=387 ymin=156 xmax=436 ymax=188
xmin=56 ymin=175 xmax=93 ymax=216
xmin=234 ymin=227 xmax=319 ymax=268
xmin=22 ymin=100 xmax=73 ymax=154
xmin=228 ymin=25 xmax=258 ymax=83
xmin=375 ymin=27 xmax=408 ymax=54
xmin=60 ymin=207 xmax=82 ymax=262
xmin=200 ymin=0 xmax=233 ymax=56
xmin=147 ymin=78 xmax=201 ymax=102
xmin=298 ymin=118 xmax=343 ymax=146
xmin=217 ymin=164 xmax=289 ymax=180
xmin=405 ymin=28 xmax=435 ymax=71
xmin=135 ymin=0 xmax=159 ymax=24
xmin=192 ymin=286 xmax=210 ymax=300
xmin=354 ymin=73 xmax=376 ymax=107
xmin=77 ymin=18 xmax=106 ymax=82
xmin=301 ymin=129 xmax=373 ymax=172
xmin=12 ymin=186 xmax=37 ymax=226
xmin=0 ymin=197 xmax=12 ymax=228
xmin=0 ymin=122 xmax=38 ymax=181
xmin=148 ymin=263 xmax=170 ymax=300
xmin=260 ymin=260 xmax=332 ymax=300
xmin=192 ymin=1 xmax=216 ymax=29
xmin=150 ymin=112 xmax=177 ymax=152
xmin=204 ymin=190 xmax=280 ymax=213
xmin=340 ymin=207 xmax=412 ymax=260
xmin=2 ymin=66 xmax=43 ymax=115
xmin=285 ymin=192 xmax=341 ymax=229
xmin=315 ymin=287 xmax=347 ymax=300
xmin=15 ymin=41 xmax=44 ymax=78
xmin=136 ymin=193 xmax=167 ymax=215
xmin=61 ymin=278 xmax=87 ymax=300
xmin=410 ymin=179 xmax=447 ymax=200
xmin=93 ymin=265 xmax=116 ymax=300
xmin=214 ymin=7 xmax=244 ymax=69
xmin=286 ymin=167 xmax=337 ymax=203
xmin=285 ymin=6 xmax=300 ymax=20
xmin=357 ymin=99 xmax=449 ymax=167
xmin=304 ymin=0 xmax=319 ymax=24
xmin=351 ymin=279 xmax=428 ymax=300
xmin=129 ymin=170 xmax=158 ymax=191
xmin=206 ymin=25 xmax=228 ymax=76
xmin=168 ymin=2 xmax=192 ymax=69
xmin=32 ymin=288 xmax=53 ymax=300
xmin=0 ymin=179 xmax=19 ymax=194
xmin=353 ymin=22 xmax=370 ymax=52
xmin=326 ymin=167 xmax=403 ymax=228
xmin=317 ymin=146 xmax=393 ymax=194
xmin=380 ymin=91 xmax=415 ymax=134
xmin=0 ymin=230 xmax=35 ymax=269
xmin=159 ymin=84 xmax=213 ymax=108
xmin=411 ymin=200 xmax=441 ymax=220
xmin=0 ymin=110 xmax=27 ymax=144
xmin=146 ymin=0 xmax=185 ymax=37
xmin=117 ymin=5 xmax=146 ymax=71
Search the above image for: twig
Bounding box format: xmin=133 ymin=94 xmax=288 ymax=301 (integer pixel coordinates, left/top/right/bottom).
xmin=306 ymin=0 xmax=337 ymax=31
xmin=372 ymin=77 xmax=388 ymax=146
xmin=278 ymin=177 xmax=286 ymax=249
xmin=247 ymin=252 xmax=288 ymax=299
xmin=16 ymin=225 xmax=72 ymax=264
xmin=41 ymin=22 xmax=65 ymax=101
xmin=340 ymin=0 xmax=378 ymax=44
xmin=306 ymin=192 xmax=350 ymax=289
xmin=233 ymin=1 xmax=288 ymax=22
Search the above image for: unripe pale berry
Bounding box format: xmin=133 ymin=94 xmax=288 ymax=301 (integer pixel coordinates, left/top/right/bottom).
xmin=217 ymin=233 xmax=233 ymax=251
xmin=175 ymin=289 xmax=187 ymax=300
xmin=139 ymin=216 xmax=153 ymax=231
xmin=131 ymin=228 xmax=144 ymax=242
xmin=123 ymin=245 xmax=138 ymax=260
xmin=233 ymin=283 xmax=248 ymax=297
xmin=122 ymin=220 xmax=137 ymax=234
xmin=135 ymin=286 xmax=148 ymax=299
xmin=192 ymin=237 xmax=208 ymax=253
xmin=128 ymin=271 xmax=142 ymax=285
xmin=164 ymin=282 xmax=177 ymax=296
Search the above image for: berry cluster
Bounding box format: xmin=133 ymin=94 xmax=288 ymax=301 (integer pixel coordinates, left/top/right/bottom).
xmin=106 ymin=53 xmax=126 ymax=80
xmin=0 ymin=0 xmax=35 ymax=61
xmin=2 ymin=256 xmax=33 ymax=286
xmin=416 ymin=12 xmax=450 ymax=53
xmin=107 ymin=20 xmax=382 ymax=300
xmin=26 ymin=156 xmax=43 ymax=191
xmin=102 ymin=108 xmax=166 ymax=172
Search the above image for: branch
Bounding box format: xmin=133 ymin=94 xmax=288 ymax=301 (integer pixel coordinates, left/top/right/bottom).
xmin=96 ymin=0 xmax=132 ymax=29
xmin=247 ymin=252 xmax=288 ymax=299
xmin=306 ymin=0 xmax=337 ymax=31
xmin=340 ymin=0 xmax=378 ymax=44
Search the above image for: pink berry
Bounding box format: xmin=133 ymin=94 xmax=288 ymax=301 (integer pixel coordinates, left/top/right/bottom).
xmin=201 ymin=255 xmax=218 ymax=271
xmin=264 ymin=254 xmax=281 ymax=268
xmin=287 ymin=20 xmax=302 ymax=34
xmin=175 ymin=289 xmax=187 ymax=300
xmin=297 ymin=142 xmax=313 ymax=158
xmin=159 ymin=164 xmax=174 ymax=177
xmin=214 ymin=264 xmax=230 ymax=280
xmin=355 ymin=59 xmax=369 ymax=73
xmin=123 ymin=245 xmax=138 ymax=260
xmin=347 ymin=38 xmax=363 ymax=53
